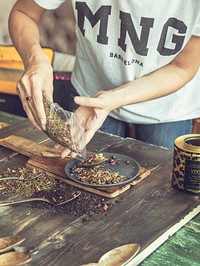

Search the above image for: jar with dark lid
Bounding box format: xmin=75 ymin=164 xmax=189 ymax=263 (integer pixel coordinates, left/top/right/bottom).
xmin=172 ymin=134 xmax=200 ymax=194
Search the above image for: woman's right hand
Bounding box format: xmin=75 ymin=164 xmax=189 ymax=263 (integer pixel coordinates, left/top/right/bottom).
xmin=8 ymin=0 xmax=51 ymax=130
xmin=16 ymin=53 xmax=54 ymax=131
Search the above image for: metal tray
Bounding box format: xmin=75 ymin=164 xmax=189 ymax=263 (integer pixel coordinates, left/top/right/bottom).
xmin=64 ymin=152 xmax=140 ymax=188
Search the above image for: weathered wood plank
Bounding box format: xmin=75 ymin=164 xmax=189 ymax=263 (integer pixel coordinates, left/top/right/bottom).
xmin=0 ymin=135 xmax=61 ymax=157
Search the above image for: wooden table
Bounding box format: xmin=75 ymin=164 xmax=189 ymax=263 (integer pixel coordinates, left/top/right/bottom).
xmin=0 ymin=120 xmax=199 ymax=266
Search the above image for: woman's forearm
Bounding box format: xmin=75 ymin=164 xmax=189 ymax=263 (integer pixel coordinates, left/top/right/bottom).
xmin=109 ymin=36 xmax=200 ymax=110
xmin=75 ymin=36 xmax=200 ymax=112
xmin=110 ymin=63 xmax=195 ymax=109
xmin=8 ymin=0 xmax=47 ymax=68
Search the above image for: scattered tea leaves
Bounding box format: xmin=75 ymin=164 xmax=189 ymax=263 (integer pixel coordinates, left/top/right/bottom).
xmin=0 ymin=166 xmax=114 ymax=217
xmin=0 ymin=167 xmax=56 ymax=197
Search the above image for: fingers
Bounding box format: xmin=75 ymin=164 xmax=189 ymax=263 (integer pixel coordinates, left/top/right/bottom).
xmin=84 ymin=128 xmax=97 ymax=146
xmin=17 ymin=83 xmax=42 ymax=130
xmin=54 ymin=118 xmax=95 ymax=159
xmin=16 ymin=56 xmax=53 ymax=128
xmin=54 ymin=144 xmax=70 ymax=159
xmin=16 ymin=73 xmax=53 ymax=131
xmin=74 ymin=96 xmax=105 ymax=108
xmin=60 ymin=148 xmax=76 ymax=159
xmin=55 ymin=145 xmax=79 ymax=159
xmin=28 ymin=77 xmax=49 ymax=130
xmin=70 ymin=113 xmax=86 ymax=155
xmin=33 ymin=91 xmax=46 ymax=130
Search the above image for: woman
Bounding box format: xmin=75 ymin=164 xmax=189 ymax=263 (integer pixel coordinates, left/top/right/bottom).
xmin=8 ymin=0 xmax=200 ymax=158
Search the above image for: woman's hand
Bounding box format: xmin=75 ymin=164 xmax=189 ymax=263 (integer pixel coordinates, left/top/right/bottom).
xmin=8 ymin=0 xmax=51 ymax=130
xmin=60 ymin=90 xmax=115 ymax=158
xmin=17 ymin=54 xmax=54 ymax=131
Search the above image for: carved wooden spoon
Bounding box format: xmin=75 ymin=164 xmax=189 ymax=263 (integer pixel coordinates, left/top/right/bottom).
xmin=81 ymin=243 xmax=140 ymax=266
xmin=98 ymin=243 xmax=140 ymax=265
xmin=0 ymin=251 xmax=31 ymax=266
xmin=0 ymin=236 xmax=25 ymax=254
xmin=42 ymin=151 xmax=108 ymax=167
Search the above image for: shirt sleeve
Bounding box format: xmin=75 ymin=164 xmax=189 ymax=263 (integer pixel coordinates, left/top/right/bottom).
xmin=34 ymin=0 xmax=65 ymax=10
xmin=192 ymin=15 xmax=200 ymax=36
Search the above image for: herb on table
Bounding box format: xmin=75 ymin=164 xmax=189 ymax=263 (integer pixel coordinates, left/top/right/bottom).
xmin=0 ymin=167 xmax=56 ymax=197
xmin=0 ymin=166 xmax=114 ymax=216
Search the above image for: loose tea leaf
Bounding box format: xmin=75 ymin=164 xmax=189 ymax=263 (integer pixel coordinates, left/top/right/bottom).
xmin=0 ymin=167 xmax=56 ymax=197
xmin=43 ymin=95 xmax=77 ymax=152
xmin=0 ymin=166 xmax=114 ymax=217
xmin=32 ymin=182 xmax=113 ymax=217
xmin=71 ymin=155 xmax=127 ymax=185
xmin=80 ymin=153 xmax=108 ymax=167
xmin=71 ymin=166 xmax=126 ymax=185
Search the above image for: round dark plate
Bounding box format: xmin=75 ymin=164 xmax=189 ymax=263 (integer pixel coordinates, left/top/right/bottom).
xmin=64 ymin=152 xmax=140 ymax=188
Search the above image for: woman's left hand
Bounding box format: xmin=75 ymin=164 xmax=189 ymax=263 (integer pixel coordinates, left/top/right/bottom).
xmin=60 ymin=90 xmax=115 ymax=158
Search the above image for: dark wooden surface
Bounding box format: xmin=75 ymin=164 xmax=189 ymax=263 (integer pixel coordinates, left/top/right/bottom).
xmin=0 ymin=135 xmax=151 ymax=197
xmin=0 ymin=120 xmax=199 ymax=266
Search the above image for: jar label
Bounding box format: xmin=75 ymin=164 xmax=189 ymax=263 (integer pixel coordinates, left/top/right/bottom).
xmin=184 ymin=159 xmax=200 ymax=189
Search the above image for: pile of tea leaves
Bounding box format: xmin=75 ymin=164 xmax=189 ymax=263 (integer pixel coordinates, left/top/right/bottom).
xmin=0 ymin=166 xmax=113 ymax=217
xmin=33 ymin=187 xmax=113 ymax=218
xmin=0 ymin=167 xmax=55 ymax=197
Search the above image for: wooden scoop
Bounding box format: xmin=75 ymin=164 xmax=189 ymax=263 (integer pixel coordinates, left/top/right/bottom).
xmin=81 ymin=243 xmax=140 ymax=266
xmin=42 ymin=151 xmax=108 ymax=167
xmin=0 ymin=236 xmax=25 ymax=254
xmin=0 ymin=251 xmax=31 ymax=266
xmin=98 ymin=243 xmax=140 ymax=265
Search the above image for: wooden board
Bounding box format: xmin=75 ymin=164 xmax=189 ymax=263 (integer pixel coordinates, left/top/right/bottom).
xmin=0 ymin=135 xmax=150 ymax=198
xmin=0 ymin=135 xmax=58 ymax=157
xmin=27 ymin=154 xmax=150 ymax=197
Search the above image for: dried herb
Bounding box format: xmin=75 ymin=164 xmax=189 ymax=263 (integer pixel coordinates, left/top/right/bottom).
xmin=81 ymin=153 xmax=108 ymax=166
xmin=0 ymin=167 xmax=56 ymax=197
xmin=71 ymin=155 xmax=127 ymax=185
xmin=71 ymin=166 xmax=126 ymax=185
xmin=43 ymin=95 xmax=77 ymax=152
xmin=0 ymin=166 xmax=114 ymax=217
xmin=32 ymin=182 xmax=113 ymax=217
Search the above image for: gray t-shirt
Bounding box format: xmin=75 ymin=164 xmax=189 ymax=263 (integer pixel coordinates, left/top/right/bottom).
xmin=35 ymin=0 xmax=200 ymax=124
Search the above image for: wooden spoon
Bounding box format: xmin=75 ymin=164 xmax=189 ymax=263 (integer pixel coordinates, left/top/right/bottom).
xmin=42 ymin=151 xmax=108 ymax=167
xmin=81 ymin=243 xmax=140 ymax=266
xmin=41 ymin=151 xmax=83 ymax=161
xmin=0 ymin=251 xmax=31 ymax=266
xmin=98 ymin=243 xmax=140 ymax=266
xmin=0 ymin=236 xmax=25 ymax=253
